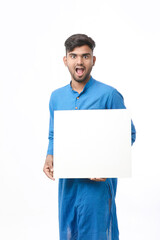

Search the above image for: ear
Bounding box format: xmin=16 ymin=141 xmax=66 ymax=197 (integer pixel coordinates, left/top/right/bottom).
xmin=93 ymin=56 xmax=96 ymax=66
xmin=63 ymin=56 xmax=67 ymax=66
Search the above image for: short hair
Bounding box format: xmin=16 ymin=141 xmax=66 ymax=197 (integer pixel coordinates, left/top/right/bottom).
xmin=64 ymin=34 xmax=96 ymax=54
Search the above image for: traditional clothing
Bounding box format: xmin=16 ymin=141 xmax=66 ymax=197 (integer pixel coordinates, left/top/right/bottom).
xmin=47 ymin=76 xmax=136 ymax=239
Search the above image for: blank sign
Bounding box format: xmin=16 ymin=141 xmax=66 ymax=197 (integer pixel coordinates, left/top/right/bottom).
xmin=54 ymin=109 xmax=131 ymax=178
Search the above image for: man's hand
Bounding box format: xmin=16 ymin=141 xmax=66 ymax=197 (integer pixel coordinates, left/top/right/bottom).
xmin=43 ymin=154 xmax=55 ymax=180
xmin=89 ymin=178 xmax=107 ymax=182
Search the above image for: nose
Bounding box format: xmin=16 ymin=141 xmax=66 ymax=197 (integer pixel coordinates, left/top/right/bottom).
xmin=77 ymin=56 xmax=83 ymax=65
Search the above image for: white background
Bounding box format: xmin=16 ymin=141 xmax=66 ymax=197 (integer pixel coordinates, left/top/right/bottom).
xmin=0 ymin=0 xmax=160 ymax=239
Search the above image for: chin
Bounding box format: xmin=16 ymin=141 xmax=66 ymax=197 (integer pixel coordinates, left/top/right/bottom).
xmin=73 ymin=74 xmax=90 ymax=83
xmin=74 ymin=78 xmax=86 ymax=83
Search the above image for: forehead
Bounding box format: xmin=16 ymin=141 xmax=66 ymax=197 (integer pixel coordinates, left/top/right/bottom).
xmin=67 ymin=45 xmax=93 ymax=55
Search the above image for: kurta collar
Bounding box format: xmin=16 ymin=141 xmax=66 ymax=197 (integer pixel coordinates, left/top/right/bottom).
xmin=69 ymin=76 xmax=93 ymax=94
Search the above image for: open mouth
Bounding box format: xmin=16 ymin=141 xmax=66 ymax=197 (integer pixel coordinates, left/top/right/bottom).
xmin=75 ymin=67 xmax=85 ymax=76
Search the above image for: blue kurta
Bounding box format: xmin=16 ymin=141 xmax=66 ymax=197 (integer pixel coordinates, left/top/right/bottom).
xmin=47 ymin=76 xmax=136 ymax=240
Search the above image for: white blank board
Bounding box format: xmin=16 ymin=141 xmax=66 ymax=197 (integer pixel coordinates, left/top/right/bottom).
xmin=54 ymin=109 xmax=131 ymax=178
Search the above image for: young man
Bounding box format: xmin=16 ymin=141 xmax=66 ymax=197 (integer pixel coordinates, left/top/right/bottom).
xmin=43 ymin=34 xmax=136 ymax=240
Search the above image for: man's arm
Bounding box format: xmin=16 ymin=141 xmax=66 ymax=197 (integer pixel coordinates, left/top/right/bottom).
xmin=109 ymin=89 xmax=136 ymax=145
xmin=43 ymin=154 xmax=55 ymax=180
xmin=47 ymin=92 xmax=55 ymax=156
xmin=44 ymin=92 xmax=55 ymax=180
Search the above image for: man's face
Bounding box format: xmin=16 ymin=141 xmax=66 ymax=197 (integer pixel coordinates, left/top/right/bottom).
xmin=63 ymin=45 xmax=96 ymax=83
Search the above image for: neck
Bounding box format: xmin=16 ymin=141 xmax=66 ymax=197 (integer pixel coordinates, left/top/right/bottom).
xmin=71 ymin=76 xmax=91 ymax=94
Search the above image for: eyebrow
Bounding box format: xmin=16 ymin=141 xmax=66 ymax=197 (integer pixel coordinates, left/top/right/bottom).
xmin=68 ymin=53 xmax=91 ymax=56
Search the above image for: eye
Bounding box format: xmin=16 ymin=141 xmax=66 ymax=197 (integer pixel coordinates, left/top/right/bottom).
xmin=71 ymin=55 xmax=76 ymax=59
xmin=83 ymin=55 xmax=89 ymax=59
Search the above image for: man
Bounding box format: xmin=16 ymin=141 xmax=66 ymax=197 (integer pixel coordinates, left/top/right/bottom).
xmin=43 ymin=34 xmax=136 ymax=240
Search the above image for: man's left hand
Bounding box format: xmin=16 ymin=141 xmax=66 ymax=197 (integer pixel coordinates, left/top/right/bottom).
xmin=89 ymin=178 xmax=107 ymax=182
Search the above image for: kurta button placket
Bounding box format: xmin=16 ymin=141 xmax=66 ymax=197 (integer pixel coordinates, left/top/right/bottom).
xmin=75 ymin=95 xmax=80 ymax=109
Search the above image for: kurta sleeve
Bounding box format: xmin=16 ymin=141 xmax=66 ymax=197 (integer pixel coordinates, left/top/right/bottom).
xmin=47 ymin=93 xmax=55 ymax=155
xmin=108 ymin=89 xmax=136 ymax=145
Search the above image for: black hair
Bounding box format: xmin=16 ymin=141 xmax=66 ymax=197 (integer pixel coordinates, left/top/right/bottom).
xmin=64 ymin=34 xmax=96 ymax=54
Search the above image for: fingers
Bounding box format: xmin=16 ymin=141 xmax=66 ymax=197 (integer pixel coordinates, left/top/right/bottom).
xmin=43 ymin=162 xmax=55 ymax=181
xmin=90 ymin=178 xmax=107 ymax=182
xmin=43 ymin=155 xmax=55 ymax=180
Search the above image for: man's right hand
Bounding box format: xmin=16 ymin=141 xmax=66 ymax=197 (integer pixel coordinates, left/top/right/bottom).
xmin=43 ymin=154 xmax=55 ymax=180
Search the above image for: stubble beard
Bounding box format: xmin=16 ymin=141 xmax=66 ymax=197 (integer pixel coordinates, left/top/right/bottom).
xmin=72 ymin=72 xmax=90 ymax=83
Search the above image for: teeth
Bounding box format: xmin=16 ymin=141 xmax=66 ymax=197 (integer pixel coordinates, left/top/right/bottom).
xmin=76 ymin=68 xmax=84 ymax=72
